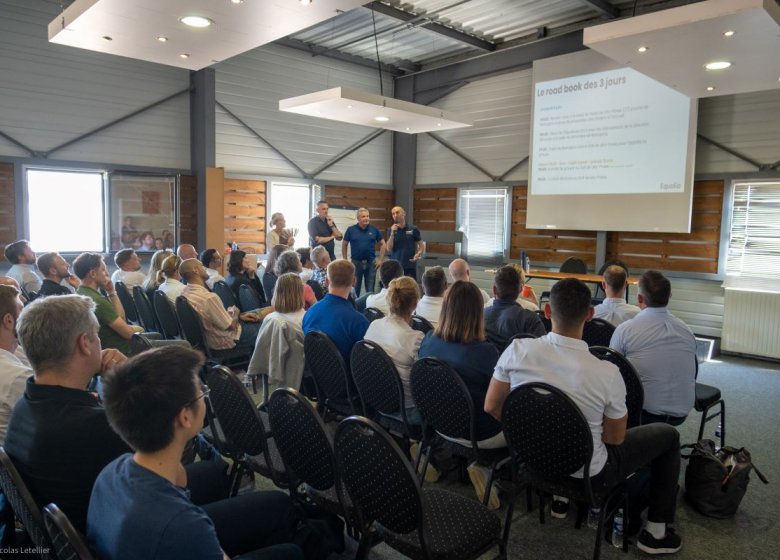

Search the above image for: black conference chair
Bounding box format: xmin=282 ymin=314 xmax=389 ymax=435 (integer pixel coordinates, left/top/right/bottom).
xmin=334 ymin=417 xmax=506 ymax=560
xmin=153 ymin=290 xmax=181 ymax=339
xmin=213 ymin=280 xmax=238 ymax=309
xmin=113 ymin=281 xmax=139 ymax=325
xmin=363 ymin=307 xmax=384 ymax=323
xmin=593 ymin=259 xmax=630 ymax=301
xmin=130 ymin=332 xmax=191 ymax=355
xmin=43 ymin=503 xmax=95 ymax=560
xmin=540 ymin=257 xmax=589 ymax=303
xmin=582 ymin=318 xmax=616 ymax=347
xmin=589 ymin=346 xmax=644 ymax=429
xmin=410 ymin=314 xmax=434 ymax=334
xmin=0 ymin=447 xmax=54 ymax=558
xmin=501 ymin=383 xmax=627 ymax=560
xmin=132 ymin=285 xmax=160 ymax=333
xmin=303 ymin=331 xmax=361 ymax=420
xmin=238 ymin=283 xmax=262 ymax=312
xmin=354 ymin=292 xmax=372 ymax=313
xmin=694 ymin=360 xmax=725 ymax=447
xmin=307 ymin=279 xmax=325 ymax=301
xmin=534 ymin=309 xmax=551 ymax=333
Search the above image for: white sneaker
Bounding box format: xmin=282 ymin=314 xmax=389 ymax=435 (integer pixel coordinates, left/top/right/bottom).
xmin=467 ymin=463 xmax=500 ymax=510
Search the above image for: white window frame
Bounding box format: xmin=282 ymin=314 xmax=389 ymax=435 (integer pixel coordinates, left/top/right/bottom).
xmin=456 ymin=186 xmax=510 ymax=262
xmin=268 ymin=181 xmax=318 ymax=251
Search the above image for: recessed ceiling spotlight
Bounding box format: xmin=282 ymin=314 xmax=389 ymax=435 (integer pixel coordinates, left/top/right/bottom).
xmin=101 ymin=35 xmax=112 ymax=41
xmin=230 ymin=0 xmax=244 ymax=4
xmin=346 ymin=105 xmax=353 ymax=109
xmin=300 ymin=0 xmax=313 ymax=5
xmin=179 ymin=15 xmax=214 ymax=28
xmin=705 ymin=61 xmax=732 ymax=71
xmin=723 ymin=30 xmax=735 ymax=37
xmin=374 ymin=116 xmax=390 ymax=122
xmin=405 ymin=127 xmax=411 ymax=131
xmin=179 ymin=53 xmax=190 ymax=59
xmin=637 ymin=46 xmax=648 ymax=53
xmin=706 ymin=86 xmax=715 ymax=91
xmin=436 ymin=122 xmax=442 ymax=127
xmin=157 ymin=36 xmax=168 ymax=42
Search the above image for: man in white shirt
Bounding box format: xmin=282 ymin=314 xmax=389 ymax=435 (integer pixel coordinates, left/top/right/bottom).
xmin=610 ymin=270 xmax=697 ymax=426
xmin=414 ymin=266 xmax=447 ymax=326
xmin=199 ymin=249 xmax=225 ymax=290
xmin=177 ymin=244 xmax=199 ymax=261
xmin=485 ymin=278 xmax=682 ymax=555
xmin=4 ymin=240 xmax=42 ymax=295
xmin=593 ymin=265 xmax=640 ymax=326
xmin=111 ymin=249 xmax=145 ymax=290
xmin=366 ymin=259 xmax=403 ymax=315
xmin=449 ymin=258 xmax=490 ymax=304
xmin=0 ymin=284 xmax=31 ymax=443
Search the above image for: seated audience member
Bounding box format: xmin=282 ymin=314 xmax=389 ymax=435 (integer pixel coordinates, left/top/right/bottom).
xmin=158 ymin=255 xmax=185 ymax=304
xmin=268 ymin=212 xmax=296 ymax=248
xmin=484 ymin=265 xmax=546 ymax=350
xmin=154 ymin=237 xmax=164 ymax=251
xmin=142 ymin=249 xmax=173 ymax=296
xmin=226 ymin=250 xmax=267 ymax=308
xmin=4 ymin=295 xmax=130 ymax=532
xmin=0 ymin=285 xmax=30 ymax=443
xmin=514 ymin=264 xmax=539 ymax=311
xmin=366 ymin=259 xmax=403 ymax=315
xmin=309 ymin=245 xmax=330 ymax=293
xmin=610 ymin=270 xmax=697 ymax=426
xmin=180 ymin=259 xmax=263 ymax=354
xmin=176 ymin=243 xmax=198 ymax=261
xmin=4 ymin=240 xmax=42 ymax=295
xmin=268 ymin=273 xmax=306 ymax=328
xmin=261 ymin=245 xmax=288 ymax=304
xmin=418 ymin=280 xmax=504 ymax=509
xmin=414 ymin=266 xmax=447 ymax=326
xmin=302 ymin=259 xmax=369 ymax=366
xmin=138 ymin=232 xmax=155 ymax=252
xmin=594 ymin=265 xmax=640 ymax=326
xmin=36 ymin=252 xmax=79 ymax=296
xmin=449 ymin=258 xmax=490 ymax=303
xmin=275 ymin=250 xmax=317 ymax=309
xmin=88 ymin=347 xmax=303 ymax=560
xmin=111 ymin=249 xmax=146 ymax=290
xmin=199 ymin=249 xmax=225 ymax=290
xmin=296 ymin=247 xmax=314 ymax=283
xmin=74 ymin=253 xmax=143 ymax=355
xmin=365 ymin=277 xmax=424 ymax=424
xmin=485 ymin=278 xmax=683 ymax=554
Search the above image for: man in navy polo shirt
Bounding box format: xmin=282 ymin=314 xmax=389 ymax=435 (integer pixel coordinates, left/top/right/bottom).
xmin=307 ymin=200 xmax=342 ymax=261
xmin=342 ymin=208 xmax=386 ymax=296
xmin=386 ymin=206 xmax=424 ymax=279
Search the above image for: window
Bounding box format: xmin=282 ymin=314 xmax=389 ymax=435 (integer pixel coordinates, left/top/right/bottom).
xmin=457 ymin=187 xmax=509 ymax=259
xmin=268 ymin=182 xmax=315 ymax=249
xmin=109 ymin=174 xmax=176 ymax=252
xmin=26 ymin=168 xmax=105 ymax=252
xmin=725 ymin=181 xmax=780 ymax=292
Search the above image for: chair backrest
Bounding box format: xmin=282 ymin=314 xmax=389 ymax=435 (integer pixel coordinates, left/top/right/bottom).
xmin=43 ymin=503 xmax=95 ymax=560
xmin=175 ymin=296 xmax=206 ymax=351
xmin=597 ymin=259 xmax=629 ymax=277
xmin=410 ymin=314 xmax=433 ymax=334
xmin=267 ymin=388 xmax=337 ymax=491
xmin=334 ymin=417 xmax=422 ymax=535
xmin=363 ymin=307 xmax=385 ymax=322
xmin=582 ymin=318 xmax=616 ymax=347
xmin=132 ymin=286 xmax=159 ymax=332
xmin=0 ymin=447 xmax=53 ymax=556
xmin=114 ymin=281 xmax=139 ymax=324
xmin=303 ymin=331 xmax=354 ymax=409
xmin=262 ymin=273 xmax=277 ymax=303
xmin=589 ymin=346 xmax=644 ymax=429
xmin=307 ymin=279 xmax=325 ymax=301
xmin=410 ymin=357 xmax=474 ymax=442
xmin=353 ymin=292 xmax=372 ymax=313
xmin=350 ymin=340 xmax=404 ymax=417
xmin=559 ymin=257 xmax=588 ymax=274
xmin=213 ymin=281 xmax=237 ymax=309
xmin=534 ymin=309 xmax=551 ymax=333
xmin=238 ymin=283 xmax=261 ymax=312
xmin=153 ymin=290 xmax=181 ymax=339
xmin=501 ymin=383 xmax=593 ymax=479
xmin=131 ymin=333 xmax=191 ymax=355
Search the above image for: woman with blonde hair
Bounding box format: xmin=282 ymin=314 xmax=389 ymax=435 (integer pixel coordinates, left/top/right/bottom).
xmin=270 ymin=272 xmax=306 ymax=326
xmin=142 ymin=249 xmax=172 ymax=296
xmin=157 ymin=254 xmax=185 ymax=303
xmin=267 ymin=212 xmax=295 ymax=248
xmin=364 ymin=276 xmax=424 ymax=423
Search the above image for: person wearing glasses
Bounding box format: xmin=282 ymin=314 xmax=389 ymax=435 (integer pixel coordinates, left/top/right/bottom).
xmin=88 ymin=346 xmax=303 ymax=560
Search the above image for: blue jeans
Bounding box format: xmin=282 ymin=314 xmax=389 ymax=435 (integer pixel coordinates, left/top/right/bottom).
xmin=236 ymin=320 xmax=261 ymax=353
xmin=352 ymin=259 xmax=376 ymax=296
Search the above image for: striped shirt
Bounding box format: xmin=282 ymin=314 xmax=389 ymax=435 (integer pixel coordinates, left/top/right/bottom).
xmin=182 ymin=284 xmax=238 ymax=350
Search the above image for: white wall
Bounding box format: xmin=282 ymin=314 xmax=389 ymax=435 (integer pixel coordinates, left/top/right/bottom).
xmin=0 ymin=0 xmax=190 ymax=169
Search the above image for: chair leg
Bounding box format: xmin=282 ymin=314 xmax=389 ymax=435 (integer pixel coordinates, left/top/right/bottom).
xmin=592 ymin=505 xmax=606 ymax=560
xmin=718 ymin=400 xmax=726 ymax=448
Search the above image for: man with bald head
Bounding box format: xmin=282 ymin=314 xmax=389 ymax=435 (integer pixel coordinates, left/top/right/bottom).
xmin=386 ymin=206 xmax=423 ymax=278
xmin=449 ymin=258 xmax=490 ymax=304
xmin=177 ymin=243 xmax=198 ymax=261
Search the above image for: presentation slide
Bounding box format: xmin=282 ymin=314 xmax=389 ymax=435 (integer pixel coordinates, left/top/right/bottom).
xmin=532 ymin=67 xmax=690 ymax=195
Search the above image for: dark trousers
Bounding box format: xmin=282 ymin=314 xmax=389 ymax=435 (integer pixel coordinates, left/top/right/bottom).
xmin=203 ymin=491 xmax=303 ymax=560
xmin=352 ymin=259 xmax=376 ymax=297
xmin=592 ymin=423 xmax=680 ymax=523
xmin=641 ymin=410 xmax=687 ymax=427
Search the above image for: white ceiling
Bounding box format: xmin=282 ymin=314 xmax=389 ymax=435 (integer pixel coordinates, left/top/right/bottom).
xmin=584 ymin=0 xmax=780 ymax=98
xmin=48 ymin=0 xmax=366 ymax=71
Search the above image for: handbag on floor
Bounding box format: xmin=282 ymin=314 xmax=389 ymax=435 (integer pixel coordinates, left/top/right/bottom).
xmin=682 ymin=439 xmax=768 ymax=518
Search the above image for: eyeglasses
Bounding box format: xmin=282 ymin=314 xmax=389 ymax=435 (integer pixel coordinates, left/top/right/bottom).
xmin=182 ymin=383 xmax=210 ymax=409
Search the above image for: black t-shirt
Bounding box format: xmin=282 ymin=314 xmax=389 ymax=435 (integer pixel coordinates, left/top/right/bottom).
xmin=37 ymin=279 xmax=72 ymax=297
xmin=308 ymin=216 xmax=336 ymax=260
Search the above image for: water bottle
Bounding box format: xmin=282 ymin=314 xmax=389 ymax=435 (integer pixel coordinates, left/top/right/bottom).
xmin=715 ymin=422 xmax=722 ymax=440
xmin=612 ymin=508 xmax=624 ymax=548
xmin=587 ymin=507 xmax=601 ymax=530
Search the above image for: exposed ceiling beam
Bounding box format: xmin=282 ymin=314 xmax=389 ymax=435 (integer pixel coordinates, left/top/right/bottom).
xmin=368 ymin=1 xmax=496 ymax=52
xmin=274 ymin=37 xmax=415 ymax=75
xmin=577 ymin=0 xmax=619 ymax=18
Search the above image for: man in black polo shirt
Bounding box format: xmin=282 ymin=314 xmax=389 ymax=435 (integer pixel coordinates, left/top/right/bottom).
xmin=484 ymin=265 xmax=546 ymax=351
xmin=36 ymin=252 xmax=80 ymax=296
xmin=386 ymin=206 xmax=423 ymax=279
xmin=307 ymin=200 xmax=342 ymax=261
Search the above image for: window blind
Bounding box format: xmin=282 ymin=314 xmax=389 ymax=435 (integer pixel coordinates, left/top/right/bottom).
xmin=458 ymin=188 xmax=508 ymax=259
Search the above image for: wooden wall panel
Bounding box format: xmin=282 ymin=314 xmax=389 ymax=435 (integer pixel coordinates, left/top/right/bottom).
xmin=510 ymin=185 xmax=598 ymax=268
xmin=325 ymin=185 xmax=394 ymax=237
xmin=606 ymin=180 xmax=724 ymax=274
xmin=224 ymin=178 xmax=266 ymax=253
xmin=414 ymin=188 xmax=457 ymax=254
xmin=178 ymin=174 xmax=198 ymax=247
xmin=0 ymin=163 xmax=16 ymax=258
